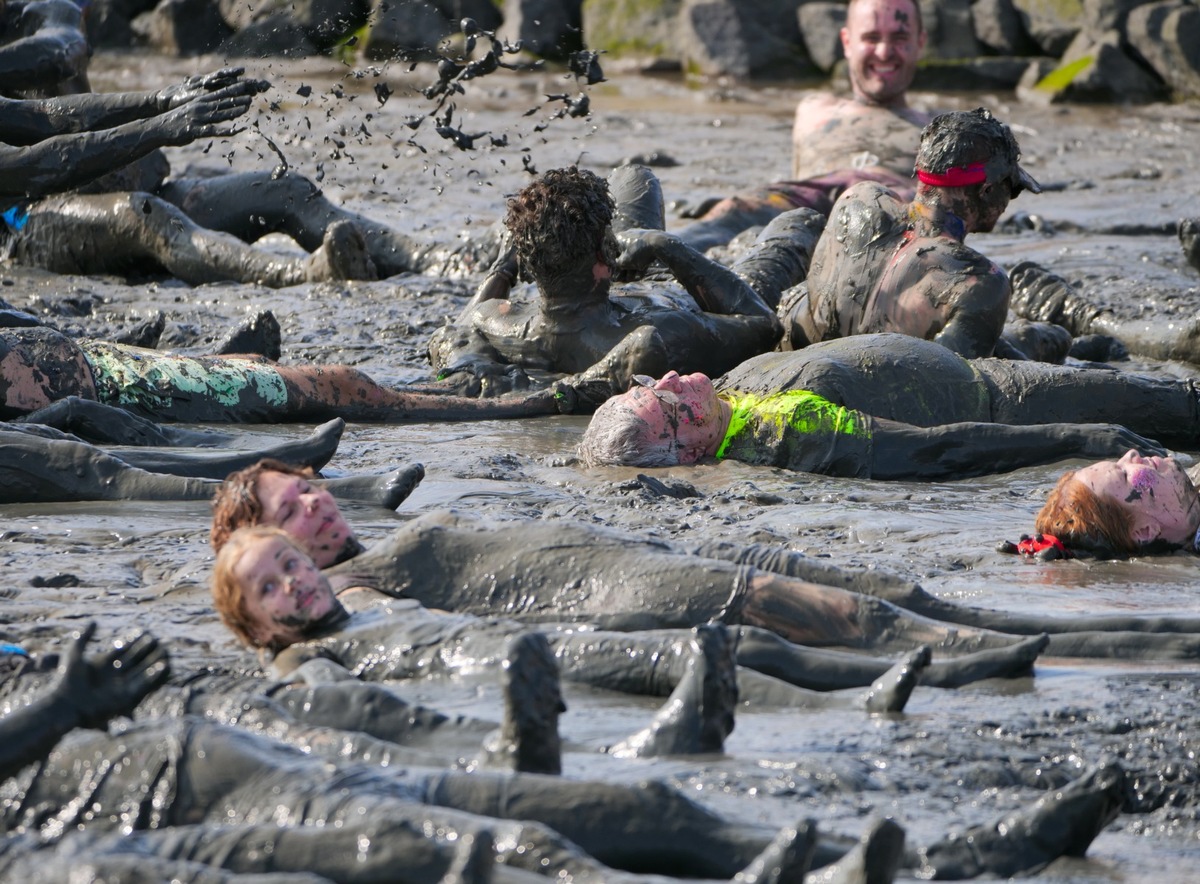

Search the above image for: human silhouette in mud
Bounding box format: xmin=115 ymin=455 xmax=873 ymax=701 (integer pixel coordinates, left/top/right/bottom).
xmin=676 ymin=0 xmax=932 ymax=252
xmin=428 ymin=164 xmax=821 ymax=407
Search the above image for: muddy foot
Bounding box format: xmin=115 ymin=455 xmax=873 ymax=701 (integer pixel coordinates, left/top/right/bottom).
xmin=317 ymin=464 xmax=425 ymax=509
xmin=215 ymin=310 xmax=283 ymax=361
xmin=307 ymin=220 xmax=378 ymax=282
xmin=735 ymin=819 xmax=817 ymax=884
xmin=920 ymin=633 xmax=1048 ymax=689
xmin=861 ymin=645 xmax=931 ymax=713
xmin=807 ymin=817 xmax=905 ymax=884
xmin=610 ymin=622 xmax=738 ymax=758
xmin=1180 ymin=217 xmax=1200 ymax=271
xmin=487 ymin=631 xmax=564 ymax=774
xmin=114 ymin=310 xmax=167 ymax=348
xmin=920 ymin=762 xmax=1125 ymax=879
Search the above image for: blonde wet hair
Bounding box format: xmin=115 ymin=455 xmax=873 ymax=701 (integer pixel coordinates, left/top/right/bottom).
xmin=212 ymin=524 xmax=306 ymax=650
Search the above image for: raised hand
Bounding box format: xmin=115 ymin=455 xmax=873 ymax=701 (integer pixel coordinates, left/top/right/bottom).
xmin=50 ymin=622 xmax=170 ymax=729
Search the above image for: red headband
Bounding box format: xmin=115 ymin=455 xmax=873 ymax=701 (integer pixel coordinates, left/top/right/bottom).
xmin=916 ymin=163 xmax=987 ymax=187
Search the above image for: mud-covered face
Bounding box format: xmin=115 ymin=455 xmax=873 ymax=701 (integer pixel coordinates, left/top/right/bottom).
xmin=235 ymin=534 xmax=342 ymax=648
xmin=841 ymin=0 xmax=925 ymax=107
xmin=256 ymin=471 xmax=356 ymax=568
xmin=1075 ymin=450 xmax=1200 ymax=547
xmin=623 ymin=372 xmax=726 ymax=464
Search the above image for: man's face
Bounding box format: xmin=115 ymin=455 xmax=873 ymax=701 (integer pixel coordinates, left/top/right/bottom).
xmin=841 ymin=0 xmax=925 ymax=106
xmin=235 ymin=534 xmax=342 ymax=648
xmin=1075 ymin=450 xmax=1200 ymax=547
xmin=624 ymin=371 xmax=726 ymax=464
xmin=256 ymin=471 xmax=356 ymax=568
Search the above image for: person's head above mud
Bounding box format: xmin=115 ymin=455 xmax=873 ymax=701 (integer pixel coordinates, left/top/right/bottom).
xmin=505 ymin=166 xmax=617 ymax=296
xmin=913 ymin=107 xmax=1042 ymax=231
xmin=213 ymin=525 xmax=349 ymax=651
xmin=842 ymin=0 xmax=925 ymax=107
xmin=1036 ymin=450 xmax=1200 ymax=556
xmin=211 ymin=459 xmax=363 ymax=568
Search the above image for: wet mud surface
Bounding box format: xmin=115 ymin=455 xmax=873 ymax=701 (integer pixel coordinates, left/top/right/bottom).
xmin=3 ymin=50 xmax=1200 ymax=880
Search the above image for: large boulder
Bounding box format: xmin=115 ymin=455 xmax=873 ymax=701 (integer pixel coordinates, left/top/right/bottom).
xmin=1125 ymin=1 xmax=1200 ymax=99
xmin=501 ymin=0 xmax=584 ymax=59
xmin=1011 ymin=0 xmax=1084 ymax=55
xmin=920 ymin=0 xmax=984 ymax=58
xmin=133 ymin=0 xmax=232 ymax=54
xmin=581 ymin=0 xmax=683 ymax=63
xmin=1017 ymin=27 xmax=1166 ymax=101
xmin=797 ymin=1 xmax=845 ymax=72
xmin=677 ymin=0 xmax=815 ymax=78
xmin=913 ymin=56 xmax=1033 ymax=89
xmin=364 ymin=0 xmax=455 ymax=60
xmin=430 ymin=0 xmax=502 ymax=31
xmin=217 ymin=0 xmax=368 ymax=48
xmin=219 ymin=15 xmax=320 ymax=57
xmin=1081 ymin=0 xmax=1156 ymax=32
xmin=971 ymin=0 xmax=1040 ymax=55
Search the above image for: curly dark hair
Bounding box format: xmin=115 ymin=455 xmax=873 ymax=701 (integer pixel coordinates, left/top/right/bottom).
xmin=504 ymin=166 xmax=614 ymax=284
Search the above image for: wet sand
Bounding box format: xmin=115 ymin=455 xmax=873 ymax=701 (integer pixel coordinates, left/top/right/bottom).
xmin=3 ymin=50 xmax=1200 ymax=880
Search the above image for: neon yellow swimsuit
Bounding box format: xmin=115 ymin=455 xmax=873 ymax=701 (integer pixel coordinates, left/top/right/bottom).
xmin=715 ymin=390 xmax=874 ymax=477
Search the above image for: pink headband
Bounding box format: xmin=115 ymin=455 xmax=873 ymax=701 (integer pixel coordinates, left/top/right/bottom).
xmin=916 ymin=163 xmax=987 ymax=187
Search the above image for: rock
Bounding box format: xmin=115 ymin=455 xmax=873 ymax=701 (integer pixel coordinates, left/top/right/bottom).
xmin=1011 ymin=0 xmax=1084 ymax=55
xmin=501 ymin=0 xmax=584 ymax=59
xmin=581 ymin=0 xmax=684 ymax=65
xmin=920 ymin=0 xmax=984 ymax=58
xmin=1017 ymin=28 xmax=1166 ymax=102
xmin=971 ymin=0 xmax=1039 ymax=55
xmin=797 ymin=1 xmax=846 ymax=72
xmin=912 ymin=55 xmax=1034 ymax=90
xmin=220 ymin=15 xmax=320 ymax=57
xmin=364 ymin=0 xmax=454 ymax=60
xmin=1081 ymin=0 xmax=1156 ymax=32
xmin=430 ymin=0 xmax=502 ymax=31
xmin=677 ymin=0 xmax=815 ymax=78
xmin=1125 ymin=1 xmax=1200 ymax=100
xmin=132 ymin=0 xmax=231 ymax=55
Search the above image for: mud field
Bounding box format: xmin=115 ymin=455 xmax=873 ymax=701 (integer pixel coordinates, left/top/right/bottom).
xmin=3 ymin=49 xmax=1200 ymax=881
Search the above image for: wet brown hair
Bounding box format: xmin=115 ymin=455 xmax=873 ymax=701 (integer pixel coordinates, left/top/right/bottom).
xmin=1035 ymin=470 xmax=1138 ymax=556
xmin=504 ymin=166 xmax=614 ymax=285
xmin=210 ymin=459 xmax=313 ymax=552
xmin=211 ymin=525 xmax=303 ymax=650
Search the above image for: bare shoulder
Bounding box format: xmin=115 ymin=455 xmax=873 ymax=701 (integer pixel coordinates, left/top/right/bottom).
xmin=793 ymin=92 xmax=851 ymax=133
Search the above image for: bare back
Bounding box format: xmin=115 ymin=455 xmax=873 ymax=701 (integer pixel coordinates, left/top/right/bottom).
xmin=791 ymin=93 xmax=931 ymax=182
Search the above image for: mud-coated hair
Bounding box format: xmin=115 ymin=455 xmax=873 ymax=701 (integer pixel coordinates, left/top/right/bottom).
xmin=578 ymin=392 xmax=681 ymax=468
xmin=211 ymin=525 xmax=304 ymax=650
xmin=915 ymin=107 xmax=1021 ymax=180
xmin=504 ymin=166 xmax=614 ymax=285
xmin=1035 ymin=470 xmax=1137 ymax=556
xmin=210 ymin=459 xmax=314 ymax=552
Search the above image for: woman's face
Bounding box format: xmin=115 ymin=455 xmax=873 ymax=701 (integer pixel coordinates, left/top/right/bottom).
xmin=624 ymin=371 xmax=726 ymax=464
xmin=1075 ymin=450 xmax=1200 ymax=547
xmin=235 ymin=534 xmax=341 ymax=648
xmin=256 ymin=471 xmax=356 ymax=568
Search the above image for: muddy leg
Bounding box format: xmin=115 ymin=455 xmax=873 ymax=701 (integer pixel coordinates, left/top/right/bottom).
xmin=860 ymin=646 xmax=930 ymax=713
xmin=736 ymin=820 xmax=818 ymax=884
xmin=608 ymin=164 xmax=666 ymax=233
xmin=808 ymin=817 xmax=906 ymax=884
xmin=918 ymin=762 xmax=1126 ymax=879
xmin=16 ymin=397 xmax=233 ymax=447
xmin=1180 ymin=218 xmax=1200 ymax=271
xmin=731 ymin=207 xmax=825 ymax=309
xmin=609 ymin=623 xmax=737 ymax=758
xmin=213 ymin=310 xmax=283 ymax=360
xmin=676 ymin=194 xmax=793 ymax=253
xmin=485 ymin=631 xmax=565 ymax=775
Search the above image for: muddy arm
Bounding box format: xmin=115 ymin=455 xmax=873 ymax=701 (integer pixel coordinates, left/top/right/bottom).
xmin=868 ymin=418 xmax=1165 ymax=480
xmin=615 ymin=228 xmax=779 ymax=322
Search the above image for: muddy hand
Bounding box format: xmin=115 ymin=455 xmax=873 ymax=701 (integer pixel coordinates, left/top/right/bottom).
xmin=52 ymin=622 xmax=171 ymax=729
xmin=159 ymin=67 xmax=269 ymax=108
xmin=1079 ymin=425 xmax=1167 ymax=458
xmin=614 ymin=228 xmax=668 ymax=277
xmin=162 ymin=84 xmax=259 ymax=142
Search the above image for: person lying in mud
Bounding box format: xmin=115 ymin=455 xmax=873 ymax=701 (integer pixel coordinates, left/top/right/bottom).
xmin=1008 ymin=254 xmax=1200 ymax=366
xmin=0 ymin=0 xmax=88 ymax=96
xmin=214 ymin=525 xmax=941 ymax=734
xmin=0 ymin=626 xmax=1131 ymax=883
xmin=427 ymin=164 xmax=821 ymax=407
xmin=1034 ymin=449 xmax=1200 ymax=558
xmin=675 ymin=0 xmax=932 ymax=252
xmin=212 ymin=458 xmax=1200 ymax=665
xmin=0 ymin=325 xmax=559 ymax=425
xmin=578 ymin=342 xmax=1171 ymax=481
xmin=784 ymin=107 xmax=1043 ymax=360
xmin=211 ymin=460 xmax=1054 ymax=688
xmin=0 ymin=0 xmax=495 ymax=281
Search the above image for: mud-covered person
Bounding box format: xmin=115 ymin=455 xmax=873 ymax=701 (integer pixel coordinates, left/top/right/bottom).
xmin=428 ymin=165 xmax=824 ymax=408
xmin=783 ymin=108 xmax=1043 ymax=359
xmin=0 ymin=0 xmax=89 ymax=96
xmin=676 ymin=0 xmax=932 ymax=251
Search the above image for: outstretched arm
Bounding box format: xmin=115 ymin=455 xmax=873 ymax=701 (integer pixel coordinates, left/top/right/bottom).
xmin=0 ymin=82 xmax=262 ymax=200
xmin=869 ymin=418 xmax=1166 ymax=480
xmin=0 ymin=624 xmax=169 ymax=779
xmin=0 ymin=68 xmax=263 ymax=145
xmin=615 ymin=228 xmax=779 ymax=322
